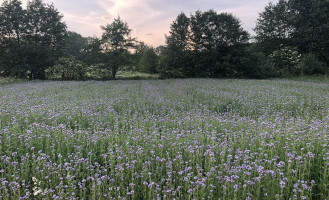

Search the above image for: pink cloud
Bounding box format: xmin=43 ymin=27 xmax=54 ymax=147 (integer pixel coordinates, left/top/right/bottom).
xmin=20 ymin=0 xmax=278 ymax=47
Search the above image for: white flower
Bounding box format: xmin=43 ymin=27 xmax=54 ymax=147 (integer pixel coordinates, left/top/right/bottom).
xmin=33 ymin=189 xmax=43 ymax=195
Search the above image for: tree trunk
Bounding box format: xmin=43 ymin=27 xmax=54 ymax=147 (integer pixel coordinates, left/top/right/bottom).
xmin=112 ymin=69 xmax=117 ymax=79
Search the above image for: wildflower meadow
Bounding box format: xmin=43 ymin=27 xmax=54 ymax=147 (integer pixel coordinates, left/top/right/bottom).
xmin=0 ymin=79 xmax=328 ymax=199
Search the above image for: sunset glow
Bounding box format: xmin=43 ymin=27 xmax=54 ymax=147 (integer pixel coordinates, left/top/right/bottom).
xmin=20 ymin=0 xmax=279 ymax=47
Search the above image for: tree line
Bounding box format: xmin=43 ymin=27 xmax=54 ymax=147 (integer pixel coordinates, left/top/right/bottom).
xmin=1 ymin=0 xmax=329 ymax=80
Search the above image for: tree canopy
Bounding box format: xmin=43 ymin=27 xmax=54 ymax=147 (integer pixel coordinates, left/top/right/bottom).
xmin=255 ymin=0 xmax=329 ymax=67
xmin=0 ymin=0 xmax=67 ymax=79
xmin=1 ymin=0 xmax=329 ymax=80
xmin=161 ymin=10 xmax=250 ymax=78
xmin=64 ymin=31 xmax=88 ymax=59
xmin=101 ymin=16 xmax=135 ymax=78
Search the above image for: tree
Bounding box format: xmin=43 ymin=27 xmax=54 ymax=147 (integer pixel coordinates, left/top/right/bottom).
xmin=269 ymin=45 xmax=302 ymax=76
xmin=254 ymin=0 xmax=294 ymax=54
xmin=134 ymin=41 xmax=148 ymax=55
xmin=155 ymin=45 xmax=165 ymax=56
xmin=242 ymin=45 xmax=278 ymax=79
xmin=255 ymin=0 xmax=329 ymax=69
xmin=132 ymin=41 xmax=149 ymax=71
xmin=101 ymin=16 xmax=134 ymax=78
xmin=162 ymin=12 xmax=192 ymax=77
xmin=159 ymin=10 xmax=250 ymax=78
xmin=190 ymin=10 xmax=249 ymax=77
xmin=0 ymin=0 xmax=26 ymax=76
xmin=139 ymin=47 xmax=158 ymax=73
xmin=167 ymin=12 xmax=190 ymax=51
xmin=64 ymin=31 xmax=88 ymax=59
xmin=0 ymin=0 xmax=67 ymax=79
xmin=290 ymin=0 xmax=329 ymax=66
xmin=83 ymin=37 xmax=104 ymax=66
xmin=24 ymin=0 xmax=67 ymax=79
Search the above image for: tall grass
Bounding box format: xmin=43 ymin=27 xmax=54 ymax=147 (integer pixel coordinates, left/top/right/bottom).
xmin=0 ymin=77 xmax=25 ymax=86
xmin=0 ymin=79 xmax=328 ymax=199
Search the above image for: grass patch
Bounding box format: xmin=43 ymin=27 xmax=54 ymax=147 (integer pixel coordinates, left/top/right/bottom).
xmin=0 ymin=77 xmax=25 ymax=86
xmin=287 ymin=75 xmax=329 ymax=83
xmin=116 ymin=71 xmax=159 ymax=79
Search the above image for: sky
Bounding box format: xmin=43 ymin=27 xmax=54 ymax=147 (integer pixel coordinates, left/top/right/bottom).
xmin=20 ymin=0 xmax=278 ymax=47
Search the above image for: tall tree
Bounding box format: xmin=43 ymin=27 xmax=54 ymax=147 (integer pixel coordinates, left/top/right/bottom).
xmin=0 ymin=0 xmax=67 ymax=79
xmin=254 ymin=0 xmax=294 ymax=54
xmin=191 ymin=11 xmax=249 ymax=51
xmin=190 ymin=10 xmax=249 ymax=77
xmin=132 ymin=41 xmax=149 ymax=71
xmin=255 ymin=0 xmax=329 ymax=68
xmin=101 ymin=16 xmax=134 ymax=78
xmin=64 ymin=31 xmax=88 ymax=59
xmin=162 ymin=12 xmax=192 ymax=77
xmin=83 ymin=37 xmax=104 ymax=66
xmin=24 ymin=0 xmax=67 ymax=79
xmin=290 ymin=0 xmax=329 ymax=65
xmin=0 ymin=0 xmax=26 ymax=76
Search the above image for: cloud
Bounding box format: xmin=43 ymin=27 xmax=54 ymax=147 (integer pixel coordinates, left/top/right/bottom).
xmin=20 ymin=0 xmax=278 ymax=47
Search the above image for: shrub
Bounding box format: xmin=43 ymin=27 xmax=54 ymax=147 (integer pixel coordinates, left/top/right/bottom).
xmin=269 ymin=46 xmax=302 ymax=76
xmin=300 ymin=54 xmax=325 ymax=75
xmin=252 ymin=53 xmax=278 ymax=79
xmin=46 ymin=57 xmax=86 ymax=80
xmin=10 ymin=65 xmax=31 ymax=79
xmin=157 ymin=55 xmax=184 ymax=79
xmin=243 ymin=46 xmax=278 ymax=79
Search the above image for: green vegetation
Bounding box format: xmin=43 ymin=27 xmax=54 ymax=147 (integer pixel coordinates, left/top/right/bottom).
xmin=1 ymin=0 xmax=329 ymax=80
xmin=288 ymin=75 xmax=329 ymax=83
xmin=0 ymin=77 xmax=25 ymax=85
xmin=45 ymin=57 xmax=86 ymax=80
xmin=100 ymin=16 xmax=135 ymax=79
xmin=1 ymin=0 xmax=329 ymax=199
xmin=0 ymin=0 xmax=67 ymax=79
xmin=116 ymin=71 xmax=159 ymax=80
xmin=254 ymin=0 xmax=329 ymax=76
xmin=1 ymin=79 xmax=329 ymax=199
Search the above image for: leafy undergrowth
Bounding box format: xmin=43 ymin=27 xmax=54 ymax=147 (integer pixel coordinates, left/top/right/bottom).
xmin=0 ymin=77 xmax=26 ymax=86
xmin=116 ymin=71 xmax=159 ymax=80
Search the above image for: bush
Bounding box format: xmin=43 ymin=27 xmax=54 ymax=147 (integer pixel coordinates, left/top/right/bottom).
xmin=85 ymin=64 xmax=110 ymax=80
xmin=10 ymin=65 xmax=31 ymax=79
xmin=243 ymin=46 xmax=278 ymax=79
xmin=300 ymin=54 xmax=326 ymax=75
xmin=46 ymin=57 xmax=86 ymax=80
xmin=251 ymin=53 xmax=278 ymax=79
xmin=269 ymin=46 xmax=302 ymax=76
xmin=157 ymin=55 xmax=184 ymax=79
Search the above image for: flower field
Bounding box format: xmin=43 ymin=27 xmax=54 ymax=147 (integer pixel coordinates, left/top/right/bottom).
xmin=0 ymin=79 xmax=329 ymax=199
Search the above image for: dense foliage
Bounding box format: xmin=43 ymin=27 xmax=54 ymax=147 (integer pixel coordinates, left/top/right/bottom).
xmin=1 ymin=79 xmax=329 ymax=199
xmin=254 ymin=0 xmax=329 ymax=76
xmin=1 ymin=0 xmax=329 ymax=79
xmin=0 ymin=0 xmax=67 ymax=79
xmin=45 ymin=57 xmax=86 ymax=80
xmin=161 ymin=11 xmax=250 ymax=78
xmin=101 ymin=17 xmax=135 ymax=78
xmin=139 ymin=47 xmax=158 ymax=74
xmin=64 ymin=31 xmax=88 ymax=60
xmin=268 ymin=46 xmax=301 ymax=76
